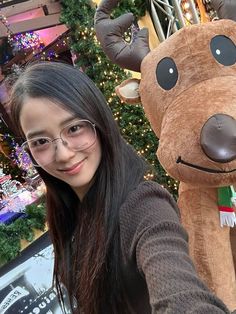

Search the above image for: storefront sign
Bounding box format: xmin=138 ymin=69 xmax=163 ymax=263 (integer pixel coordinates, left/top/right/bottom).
xmin=0 ymin=232 xmax=72 ymax=314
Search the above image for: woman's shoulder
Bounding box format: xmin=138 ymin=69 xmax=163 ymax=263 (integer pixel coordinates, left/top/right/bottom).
xmin=120 ymin=180 xmax=180 ymax=220
xmin=126 ymin=180 xmax=175 ymax=198
xmin=119 ymin=181 xmax=182 ymax=245
xmin=119 ymin=180 xmax=185 ymax=263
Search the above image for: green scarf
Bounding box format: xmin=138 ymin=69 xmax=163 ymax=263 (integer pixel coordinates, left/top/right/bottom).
xmin=218 ymin=186 xmax=236 ymax=227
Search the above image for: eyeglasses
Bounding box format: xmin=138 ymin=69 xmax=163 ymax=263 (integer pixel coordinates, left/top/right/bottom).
xmin=21 ymin=119 xmax=96 ymax=167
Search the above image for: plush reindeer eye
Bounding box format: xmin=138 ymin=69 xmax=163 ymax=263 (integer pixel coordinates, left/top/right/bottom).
xmin=210 ymin=35 xmax=236 ymax=66
xmin=156 ymin=57 xmax=178 ymax=90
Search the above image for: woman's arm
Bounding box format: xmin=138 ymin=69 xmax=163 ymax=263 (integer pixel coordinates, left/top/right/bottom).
xmin=120 ymin=181 xmax=231 ymax=313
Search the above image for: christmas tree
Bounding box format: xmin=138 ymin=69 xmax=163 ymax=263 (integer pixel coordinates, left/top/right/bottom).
xmin=0 ymin=119 xmax=27 ymax=182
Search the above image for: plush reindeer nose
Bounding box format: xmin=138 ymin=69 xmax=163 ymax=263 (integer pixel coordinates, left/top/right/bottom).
xmin=200 ymin=114 xmax=236 ymax=163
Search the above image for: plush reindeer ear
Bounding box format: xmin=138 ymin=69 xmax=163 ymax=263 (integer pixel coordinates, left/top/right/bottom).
xmin=115 ymin=78 xmax=141 ymax=104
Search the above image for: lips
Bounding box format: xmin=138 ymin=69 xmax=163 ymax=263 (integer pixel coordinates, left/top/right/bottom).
xmin=58 ymin=158 xmax=86 ymax=175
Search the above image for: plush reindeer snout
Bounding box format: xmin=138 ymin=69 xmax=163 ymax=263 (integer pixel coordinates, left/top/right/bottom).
xmin=201 ymin=114 xmax=236 ymax=163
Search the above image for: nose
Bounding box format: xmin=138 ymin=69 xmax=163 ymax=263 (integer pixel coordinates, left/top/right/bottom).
xmin=200 ymin=114 xmax=236 ymax=163
xmin=54 ymin=139 xmax=76 ymax=162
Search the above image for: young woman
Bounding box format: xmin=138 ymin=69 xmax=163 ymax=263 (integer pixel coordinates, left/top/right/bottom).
xmin=9 ymin=61 xmax=233 ymax=314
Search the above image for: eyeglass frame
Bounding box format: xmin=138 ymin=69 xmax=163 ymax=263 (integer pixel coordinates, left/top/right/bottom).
xmin=20 ymin=119 xmax=97 ymax=167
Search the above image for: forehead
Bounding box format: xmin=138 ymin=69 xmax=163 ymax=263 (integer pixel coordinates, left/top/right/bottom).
xmin=20 ymin=97 xmax=74 ymax=136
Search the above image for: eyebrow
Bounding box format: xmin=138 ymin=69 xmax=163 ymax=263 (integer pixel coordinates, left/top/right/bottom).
xmin=26 ymin=115 xmax=78 ymax=140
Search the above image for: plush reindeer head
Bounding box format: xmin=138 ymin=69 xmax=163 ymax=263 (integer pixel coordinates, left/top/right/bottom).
xmin=95 ymin=0 xmax=236 ymax=187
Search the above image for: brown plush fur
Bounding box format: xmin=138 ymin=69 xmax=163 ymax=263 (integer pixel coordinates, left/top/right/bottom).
xmin=117 ymin=19 xmax=236 ymax=310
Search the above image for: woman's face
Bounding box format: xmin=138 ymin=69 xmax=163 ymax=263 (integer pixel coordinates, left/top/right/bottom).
xmin=20 ymin=97 xmax=102 ymax=200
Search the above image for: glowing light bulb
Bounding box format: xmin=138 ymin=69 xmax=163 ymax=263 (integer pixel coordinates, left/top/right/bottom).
xmin=184 ymin=2 xmax=190 ymax=10
xmin=186 ymin=12 xmax=192 ymax=20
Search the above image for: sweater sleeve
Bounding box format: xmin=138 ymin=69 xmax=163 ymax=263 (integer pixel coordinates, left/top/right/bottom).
xmin=119 ymin=181 xmax=231 ymax=314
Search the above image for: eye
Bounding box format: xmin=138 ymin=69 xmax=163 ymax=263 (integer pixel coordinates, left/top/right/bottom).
xmin=29 ymin=138 xmax=50 ymax=149
xmin=68 ymin=123 xmax=82 ymax=135
xmin=156 ymin=57 xmax=178 ymax=90
xmin=210 ymin=35 xmax=236 ymax=66
xmin=65 ymin=121 xmax=88 ymax=137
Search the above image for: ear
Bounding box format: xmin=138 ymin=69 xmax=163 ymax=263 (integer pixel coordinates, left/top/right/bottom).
xmin=115 ymin=78 xmax=141 ymax=104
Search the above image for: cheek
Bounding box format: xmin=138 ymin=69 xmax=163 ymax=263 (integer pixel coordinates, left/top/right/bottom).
xmin=92 ymin=140 xmax=102 ymax=166
xmin=40 ymin=165 xmax=56 ymax=177
xmin=86 ymin=135 xmax=102 ymax=155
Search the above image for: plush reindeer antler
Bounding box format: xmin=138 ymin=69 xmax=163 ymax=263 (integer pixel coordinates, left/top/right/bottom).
xmin=94 ymin=0 xmax=150 ymax=72
xmin=211 ymin=0 xmax=236 ymax=21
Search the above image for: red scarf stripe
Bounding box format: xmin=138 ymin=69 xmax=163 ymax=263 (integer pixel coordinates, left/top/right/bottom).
xmin=219 ymin=206 xmax=235 ymax=213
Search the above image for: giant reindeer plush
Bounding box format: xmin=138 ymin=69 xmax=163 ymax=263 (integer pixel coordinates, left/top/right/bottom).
xmin=94 ymin=0 xmax=236 ymax=310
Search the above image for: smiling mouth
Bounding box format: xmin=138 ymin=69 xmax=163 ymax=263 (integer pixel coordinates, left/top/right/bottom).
xmin=176 ymin=156 xmax=236 ymax=174
xmin=58 ymin=158 xmax=86 ymax=172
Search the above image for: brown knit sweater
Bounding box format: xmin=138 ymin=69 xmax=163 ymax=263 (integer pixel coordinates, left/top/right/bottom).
xmin=119 ymin=181 xmax=232 ymax=313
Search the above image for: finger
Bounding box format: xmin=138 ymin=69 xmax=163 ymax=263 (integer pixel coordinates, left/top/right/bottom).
xmin=95 ymin=0 xmax=120 ymax=22
xmin=114 ymin=13 xmax=135 ymax=35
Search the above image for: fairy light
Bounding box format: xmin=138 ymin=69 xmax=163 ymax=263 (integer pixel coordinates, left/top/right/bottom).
xmin=33 ymin=35 xmax=70 ymax=61
xmin=14 ymin=145 xmax=33 ymax=171
xmin=11 ymin=32 xmax=44 ymax=51
xmin=0 ymin=13 xmax=11 ymax=38
xmin=183 ymin=2 xmax=190 ymax=10
xmin=182 ymin=1 xmax=194 ymax=24
xmin=186 ymin=12 xmax=192 ymax=21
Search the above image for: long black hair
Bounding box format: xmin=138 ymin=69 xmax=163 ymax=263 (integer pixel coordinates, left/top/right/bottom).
xmin=9 ymin=61 xmax=148 ymax=313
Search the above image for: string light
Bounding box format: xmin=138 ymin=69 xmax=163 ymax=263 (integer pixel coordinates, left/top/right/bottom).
xmin=10 ymin=32 xmax=44 ymax=52
xmin=183 ymin=2 xmax=190 ymax=10
xmin=13 ymin=145 xmax=33 ymax=171
xmin=181 ymin=1 xmax=194 ymax=24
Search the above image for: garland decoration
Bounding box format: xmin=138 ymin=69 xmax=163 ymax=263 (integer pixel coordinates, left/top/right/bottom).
xmin=0 ymin=200 xmax=46 ymax=266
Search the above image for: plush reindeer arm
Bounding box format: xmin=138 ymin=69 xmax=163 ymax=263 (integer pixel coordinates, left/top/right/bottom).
xmin=94 ymin=0 xmax=150 ymax=72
